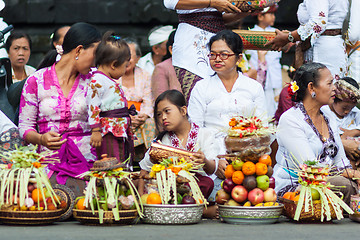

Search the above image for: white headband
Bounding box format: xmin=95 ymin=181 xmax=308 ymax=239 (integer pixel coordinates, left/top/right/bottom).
xmin=148 ymin=25 xmax=174 ymax=46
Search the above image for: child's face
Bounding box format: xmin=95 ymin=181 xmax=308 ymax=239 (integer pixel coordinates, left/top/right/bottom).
xmin=332 ymin=101 xmax=357 ymax=118
xmin=259 ymin=13 xmax=275 ymax=27
xmin=110 ymin=60 xmax=129 ymax=80
xmin=156 ymin=99 xmax=187 ymax=132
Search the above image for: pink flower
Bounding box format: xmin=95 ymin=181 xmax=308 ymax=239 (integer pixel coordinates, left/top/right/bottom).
xmin=313 ymin=24 xmax=322 ymax=33
xmin=318 ymin=11 xmax=325 ymax=17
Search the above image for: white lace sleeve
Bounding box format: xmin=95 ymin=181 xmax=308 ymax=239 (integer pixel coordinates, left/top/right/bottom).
xmin=297 ymin=0 xmax=328 ymax=46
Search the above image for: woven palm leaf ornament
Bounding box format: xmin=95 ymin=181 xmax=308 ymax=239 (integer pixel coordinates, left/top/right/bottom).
xmin=283 ymin=155 xmax=354 ymax=221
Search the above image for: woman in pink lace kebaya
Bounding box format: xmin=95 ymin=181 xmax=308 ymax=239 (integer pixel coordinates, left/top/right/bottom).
xmin=19 ymin=23 xmax=101 ymax=186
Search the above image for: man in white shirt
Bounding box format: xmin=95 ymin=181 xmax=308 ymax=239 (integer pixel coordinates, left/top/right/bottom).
xmin=137 ymin=25 xmax=174 ymax=75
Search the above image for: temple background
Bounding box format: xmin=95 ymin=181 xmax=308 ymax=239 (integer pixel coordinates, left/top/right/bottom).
xmin=2 ymin=0 xmax=302 ymax=67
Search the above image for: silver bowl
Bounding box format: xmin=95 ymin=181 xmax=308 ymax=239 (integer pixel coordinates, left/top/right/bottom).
xmin=142 ymin=204 xmax=204 ymax=224
xmin=219 ymin=204 xmax=284 ymax=224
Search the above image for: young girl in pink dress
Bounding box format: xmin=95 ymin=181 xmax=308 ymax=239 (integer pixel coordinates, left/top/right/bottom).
xmin=87 ymin=32 xmax=134 ymax=168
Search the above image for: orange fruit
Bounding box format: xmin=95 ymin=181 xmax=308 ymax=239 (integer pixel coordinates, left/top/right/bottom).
xmin=232 ymin=171 xmax=245 ymax=184
xmin=32 ymin=188 xmax=44 ymax=203
xmin=292 ymin=192 xmax=300 ymax=201
xmin=283 ymin=192 xmax=295 ymax=200
xmin=224 ymin=165 xmax=236 ymax=179
xmin=76 ymin=198 xmax=87 ymax=210
xmin=242 ymin=161 xmax=256 ymax=175
xmin=147 ymin=192 xmax=162 ymax=204
xmin=259 ymin=154 xmax=272 ymax=166
xmin=255 ymin=162 xmax=268 ymax=176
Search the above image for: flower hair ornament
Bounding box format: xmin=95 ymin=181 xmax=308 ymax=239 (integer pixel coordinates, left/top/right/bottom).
xmin=334 ymin=80 xmax=360 ymax=103
xmin=55 ymin=45 xmax=63 ymax=55
xmin=287 ymin=81 xmax=299 ymax=98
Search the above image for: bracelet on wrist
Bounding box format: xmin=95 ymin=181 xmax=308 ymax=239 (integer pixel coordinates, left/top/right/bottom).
xmin=92 ymin=129 xmax=101 ymax=133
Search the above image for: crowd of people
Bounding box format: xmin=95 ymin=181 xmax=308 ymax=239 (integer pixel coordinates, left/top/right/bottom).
xmin=0 ymin=0 xmax=360 ymax=218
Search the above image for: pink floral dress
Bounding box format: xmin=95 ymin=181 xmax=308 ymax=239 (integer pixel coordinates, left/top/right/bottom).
xmin=19 ymin=64 xmax=96 ymax=183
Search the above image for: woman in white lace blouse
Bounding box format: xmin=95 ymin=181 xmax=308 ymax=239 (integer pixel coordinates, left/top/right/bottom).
xmin=267 ymin=0 xmax=349 ymax=78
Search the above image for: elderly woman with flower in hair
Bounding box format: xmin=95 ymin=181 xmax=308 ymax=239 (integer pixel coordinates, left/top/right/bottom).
xmin=273 ymin=62 xmax=360 ymax=205
xmin=321 ymin=77 xmax=360 ymax=164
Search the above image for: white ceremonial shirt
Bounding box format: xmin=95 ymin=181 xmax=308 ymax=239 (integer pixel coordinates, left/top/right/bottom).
xmin=321 ymin=105 xmax=360 ymax=134
xmin=188 ymin=72 xmax=267 ymax=153
xmin=12 ymin=65 xmax=36 ymax=83
xmin=164 ymin=0 xmax=218 ymax=78
xmin=297 ymin=0 xmax=349 ymax=77
xmin=273 ymin=106 xmax=350 ymax=192
xmin=246 ymin=25 xmax=282 ymax=90
xmin=137 ymin=52 xmax=155 ymax=76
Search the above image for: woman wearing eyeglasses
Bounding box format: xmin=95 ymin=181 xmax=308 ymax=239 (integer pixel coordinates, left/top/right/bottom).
xmin=188 ymin=30 xmax=267 ymax=200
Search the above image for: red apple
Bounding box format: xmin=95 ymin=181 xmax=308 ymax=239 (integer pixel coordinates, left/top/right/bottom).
xmin=269 ymin=177 xmax=275 ymax=189
xmin=231 ymin=185 xmax=248 ymax=203
xmin=215 ymin=189 xmax=230 ymax=204
xmin=248 ymin=188 xmax=264 ymax=205
xmin=263 ymin=188 xmax=277 ymax=202
xmin=223 ymin=178 xmax=236 ymax=194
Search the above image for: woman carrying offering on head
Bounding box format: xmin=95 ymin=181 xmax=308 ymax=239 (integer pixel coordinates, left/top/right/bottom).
xmin=273 ymin=63 xmax=360 ymax=205
xmin=87 ymin=32 xmax=134 ymax=169
xmin=19 ymin=22 xmax=102 ymax=188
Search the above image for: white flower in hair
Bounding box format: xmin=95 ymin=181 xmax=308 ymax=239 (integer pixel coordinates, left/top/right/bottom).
xmin=55 ymin=45 xmax=64 ymax=55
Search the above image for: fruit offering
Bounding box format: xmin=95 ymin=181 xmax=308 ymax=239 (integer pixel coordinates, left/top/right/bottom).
xmin=144 ymin=156 xmax=207 ymax=206
xmin=0 ymin=145 xmax=65 ymax=211
xmin=281 ymin=160 xmax=353 ymax=221
xmin=225 ymin=116 xmax=275 ymax=161
xmin=75 ymin=155 xmax=143 ymax=224
xmin=216 ymin=154 xmax=278 ymax=207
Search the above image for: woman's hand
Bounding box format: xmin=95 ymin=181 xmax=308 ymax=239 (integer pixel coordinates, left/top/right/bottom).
xmin=215 ymin=158 xmax=228 ymax=179
xmin=265 ymin=29 xmax=290 ymax=51
xmin=41 ymin=131 xmax=67 ymax=150
xmin=190 ymin=151 xmax=206 ymax=166
xmin=211 ymin=0 xmax=241 ymax=13
xmin=131 ymin=114 xmax=149 ymax=129
xmin=90 ymin=132 xmax=102 ymax=148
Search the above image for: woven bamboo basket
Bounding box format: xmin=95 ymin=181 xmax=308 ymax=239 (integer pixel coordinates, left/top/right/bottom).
xmin=0 ymin=187 xmax=70 ymax=225
xmin=148 ymin=142 xmax=194 ymax=164
xmin=227 ymin=0 xmax=280 ymax=12
xmin=233 ymin=30 xmax=275 ymax=50
xmin=73 ymin=209 xmax=138 ymax=225
xmin=0 ymin=208 xmax=65 ymax=225
xmin=279 ymin=197 xmax=338 ymax=222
